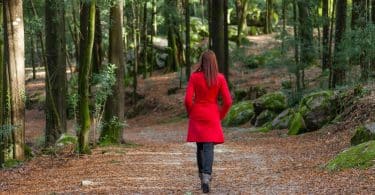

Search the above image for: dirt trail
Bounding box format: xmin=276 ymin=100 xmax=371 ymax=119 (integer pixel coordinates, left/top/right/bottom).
xmin=2 ymin=116 xmax=375 ymax=194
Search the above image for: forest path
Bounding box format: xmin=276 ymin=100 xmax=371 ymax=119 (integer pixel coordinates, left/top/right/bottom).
xmin=2 ymin=117 xmax=375 ymax=194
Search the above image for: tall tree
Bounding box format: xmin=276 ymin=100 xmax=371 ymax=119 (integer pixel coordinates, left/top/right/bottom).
xmin=2 ymin=0 xmax=25 ymax=161
xmin=298 ymin=1 xmax=314 ymax=67
xmin=235 ymin=0 xmax=248 ymax=47
xmin=322 ymin=0 xmax=329 ymax=70
xmin=0 ymin=0 xmax=6 ymax=164
xmin=142 ymin=2 xmax=148 ymax=78
xmin=185 ymin=0 xmax=191 ymax=80
xmin=78 ymin=0 xmax=96 ymax=154
xmin=211 ymin=0 xmax=225 ymax=74
xmin=131 ymin=1 xmax=139 ymax=103
xmin=224 ymin=0 xmax=229 ymax=81
xmin=331 ymin=0 xmax=347 ymax=88
xmin=264 ymin=0 xmax=273 ymax=34
xmin=92 ymin=5 xmax=102 ymax=74
xmin=150 ymin=0 xmax=156 ymax=76
xmin=164 ymin=0 xmax=183 ymax=72
xmin=100 ymin=0 xmax=125 ymax=144
xmin=45 ymin=0 xmax=67 ymax=146
xmin=351 ymin=0 xmax=367 ymax=80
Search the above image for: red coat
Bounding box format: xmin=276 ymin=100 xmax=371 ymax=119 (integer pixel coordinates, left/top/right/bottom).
xmin=184 ymin=72 xmax=232 ymax=144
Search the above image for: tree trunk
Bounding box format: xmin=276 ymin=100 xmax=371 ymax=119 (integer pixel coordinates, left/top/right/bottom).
xmin=328 ymin=0 xmax=336 ymax=87
xmin=224 ymin=0 xmax=229 ymax=81
xmin=211 ymin=0 xmax=225 ymax=74
xmin=78 ymin=0 xmax=95 ymax=154
xmin=298 ymin=1 xmax=314 ymax=67
xmin=331 ymin=0 xmax=347 ymax=88
xmin=150 ymin=0 xmax=156 ymax=77
xmin=208 ymin=0 xmax=212 ymax=49
xmin=31 ymin=36 xmax=36 ymax=80
xmin=45 ymin=0 xmax=67 ymax=146
xmin=281 ymin=0 xmax=287 ymax=54
xmin=236 ymin=0 xmax=248 ymax=47
xmin=351 ymin=0 xmax=367 ymax=80
xmin=293 ymin=0 xmax=301 ymax=91
xmin=322 ymin=0 xmax=329 ymax=70
xmin=101 ymin=0 xmax=125 ymax=144
xmin=185 ymin=0 xmax=191 ymax=80
xmin=164 ymin=0 xmax=181 ymax=72
xmin=142 ymin=2 xmax=148 ymax=79
xmin=92 ymin=5 xmax=102 ymax=74
xmin=0 ymin=0 xmax=6 ymax=164
xmin=3 ymin=0 xmax=25 ymax=161
xmin=264 ymin=0 xmax=273 ymax=34
xmin=131 ymin=2 xmax=139 ymax=103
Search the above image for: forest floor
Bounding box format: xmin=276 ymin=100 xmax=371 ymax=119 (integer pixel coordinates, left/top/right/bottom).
xmin=2 ymin=34 xmax=375 ymax=194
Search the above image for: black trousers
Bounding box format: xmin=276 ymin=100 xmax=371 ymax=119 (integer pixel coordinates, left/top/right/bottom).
xmin=196 ymin=142 xmax=214 ymax=175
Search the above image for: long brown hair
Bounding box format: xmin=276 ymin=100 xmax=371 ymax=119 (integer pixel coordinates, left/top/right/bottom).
xmin=194 ymin=50 xmax=219 ymax=87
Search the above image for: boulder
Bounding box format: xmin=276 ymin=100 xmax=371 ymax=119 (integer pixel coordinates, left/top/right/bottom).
xmin=223 ymin=101 xmax=254 ymax=127
xmin=326 ymin=140 xmax=375 ymax=171
xmin=299 ymin=91 xmax=335 ymax=130
xmin=351 ymin=123 xmax=375 ymax=146
xmin=255 ymin=110 xmax=277 ymax=127
xmin=253 ymin=92 xmax=287 ymax=115
xmin=288 ymin=112 xmax=306 ymax=135
xmin=271 ymin=108 xmax=294 ymax=129
xmin=234 ymin=86 xmax=266 ymax=102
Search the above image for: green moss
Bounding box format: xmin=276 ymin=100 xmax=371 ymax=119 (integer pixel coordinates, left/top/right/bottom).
xmin=255 ymin=110 xmax=277 ymax=127
xmin=2 ymin=159 xmax=21 ymax=168
xmin=223 ymin=101 xmax=254 ymax=127
xmin=258 ymin=122 xmax=272 ymax=133
xmin=287 ymin=112 xmax=306 ymax=135
xmin=257 ymin=92 xmax=287 ymax=112
xmin=299 ymin=90 xmax=334 ymax=113
xmin=24 ymin=145 xmax=34 ymax=159
xmin=326 ymin=141 xmax=375 ymax=171
xmin=351 ymin=126 xmax=375 ymax=146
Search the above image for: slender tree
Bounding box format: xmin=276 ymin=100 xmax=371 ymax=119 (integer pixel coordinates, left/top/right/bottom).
xmin=235 ymin=0 xmax=248 ymax=47
xmin=142 ymin=2 xmax=148 ymax=78
xmin=264 ymin=0 xmax=273 ymax=34
xmin=150 ymin=0 xmax=156 ymax=76
xmin=131 ymin=1 xmax=139 ymax=103
xmin=92 ymin=5 xmax=102 ymax=74
xmin=3 ymin=0 xmax=25 ymax=161
xmin=331 ymin=0 xmax=347 ymax=88
xmin=351 ymin=0 xmax=367 ymax=80
xmin=211 ymin=0 xmax=225 ymax=74
xmin=224 ymin=0 xmax=229 ymax=81
xmin=0 ymin=0 xmax=6 ymax=164
xmin=100 ymin=0 xmax=126 ymax=144
xmin=298 ymin=1 xmax=314 ymax=67
xmin=45 ymin=0 xmax=67 ymax=146
xmin=322 ymin=0 xmax=329 ymax=70
xmin=185 ymin=0 xmax=191 ymax=80
xmin=78 ymin=0 xmax=96 ymax=154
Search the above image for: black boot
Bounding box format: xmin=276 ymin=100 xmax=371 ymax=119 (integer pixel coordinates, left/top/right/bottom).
xmin=201 ymin=173 xmax=211 ymax=193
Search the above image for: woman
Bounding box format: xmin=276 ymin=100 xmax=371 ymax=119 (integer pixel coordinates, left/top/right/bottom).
xmin=184 ymin=50 xmax=232 ymax=193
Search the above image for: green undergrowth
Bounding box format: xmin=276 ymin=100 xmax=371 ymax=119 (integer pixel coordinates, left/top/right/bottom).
xmin=326 ymin=141 xmax=375 ymax=171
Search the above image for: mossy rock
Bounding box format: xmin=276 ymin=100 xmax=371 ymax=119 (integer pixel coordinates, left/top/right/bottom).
xmin=287 ymin=112 xmax=306 ymax=135
xmin=223 ymin=101 xmax=254 ymax=127
xmin=351 ymin=123 xmax=375 ymax=146
xmin=299 ymin=90 xmax=335 ymax=130
xmin=271 ymin=108 xmax=294 ymax=130
xmin=234 ymin=86 xmax=266 ymax=102
xmin=253 ymin=92 xmax=287 ymax=115
xmin=326 ymin=140 xmax=375 ymax=171
xmin=255 ymin=110 xmax=277 ymax=127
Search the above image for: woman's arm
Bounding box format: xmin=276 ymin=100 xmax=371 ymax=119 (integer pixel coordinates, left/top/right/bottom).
xmin=219 ymin=76 xmax=232 ymax=120
xmin=184 ymin=76 xmax=195 ymax=115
